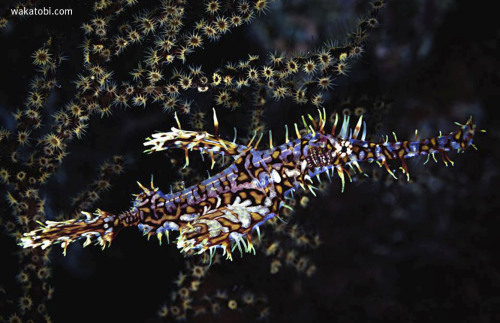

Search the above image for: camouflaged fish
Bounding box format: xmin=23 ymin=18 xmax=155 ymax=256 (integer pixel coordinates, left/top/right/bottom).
xmin=20 ymin=109 xmax=478 ymax=260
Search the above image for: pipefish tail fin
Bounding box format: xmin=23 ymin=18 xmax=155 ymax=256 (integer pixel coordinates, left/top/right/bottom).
xmin=20 ymin=210 xmax=122 ymax=255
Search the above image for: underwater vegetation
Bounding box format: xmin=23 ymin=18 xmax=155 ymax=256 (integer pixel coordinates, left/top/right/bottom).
xmin=1 ymin=0 xmax=499 ymax=322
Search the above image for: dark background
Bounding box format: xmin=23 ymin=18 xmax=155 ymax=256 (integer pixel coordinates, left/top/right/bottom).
xmin=1 ymin=0 xmax=499 ymax=322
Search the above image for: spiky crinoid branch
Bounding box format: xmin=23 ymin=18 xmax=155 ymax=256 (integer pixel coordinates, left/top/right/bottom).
xmin=0 ymin=36 xmax=69 ymax=322
xmin=77 ymin=0 xmax=282 ymax=113
xmin=76 ymin=1 xmax=385 ymax=114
